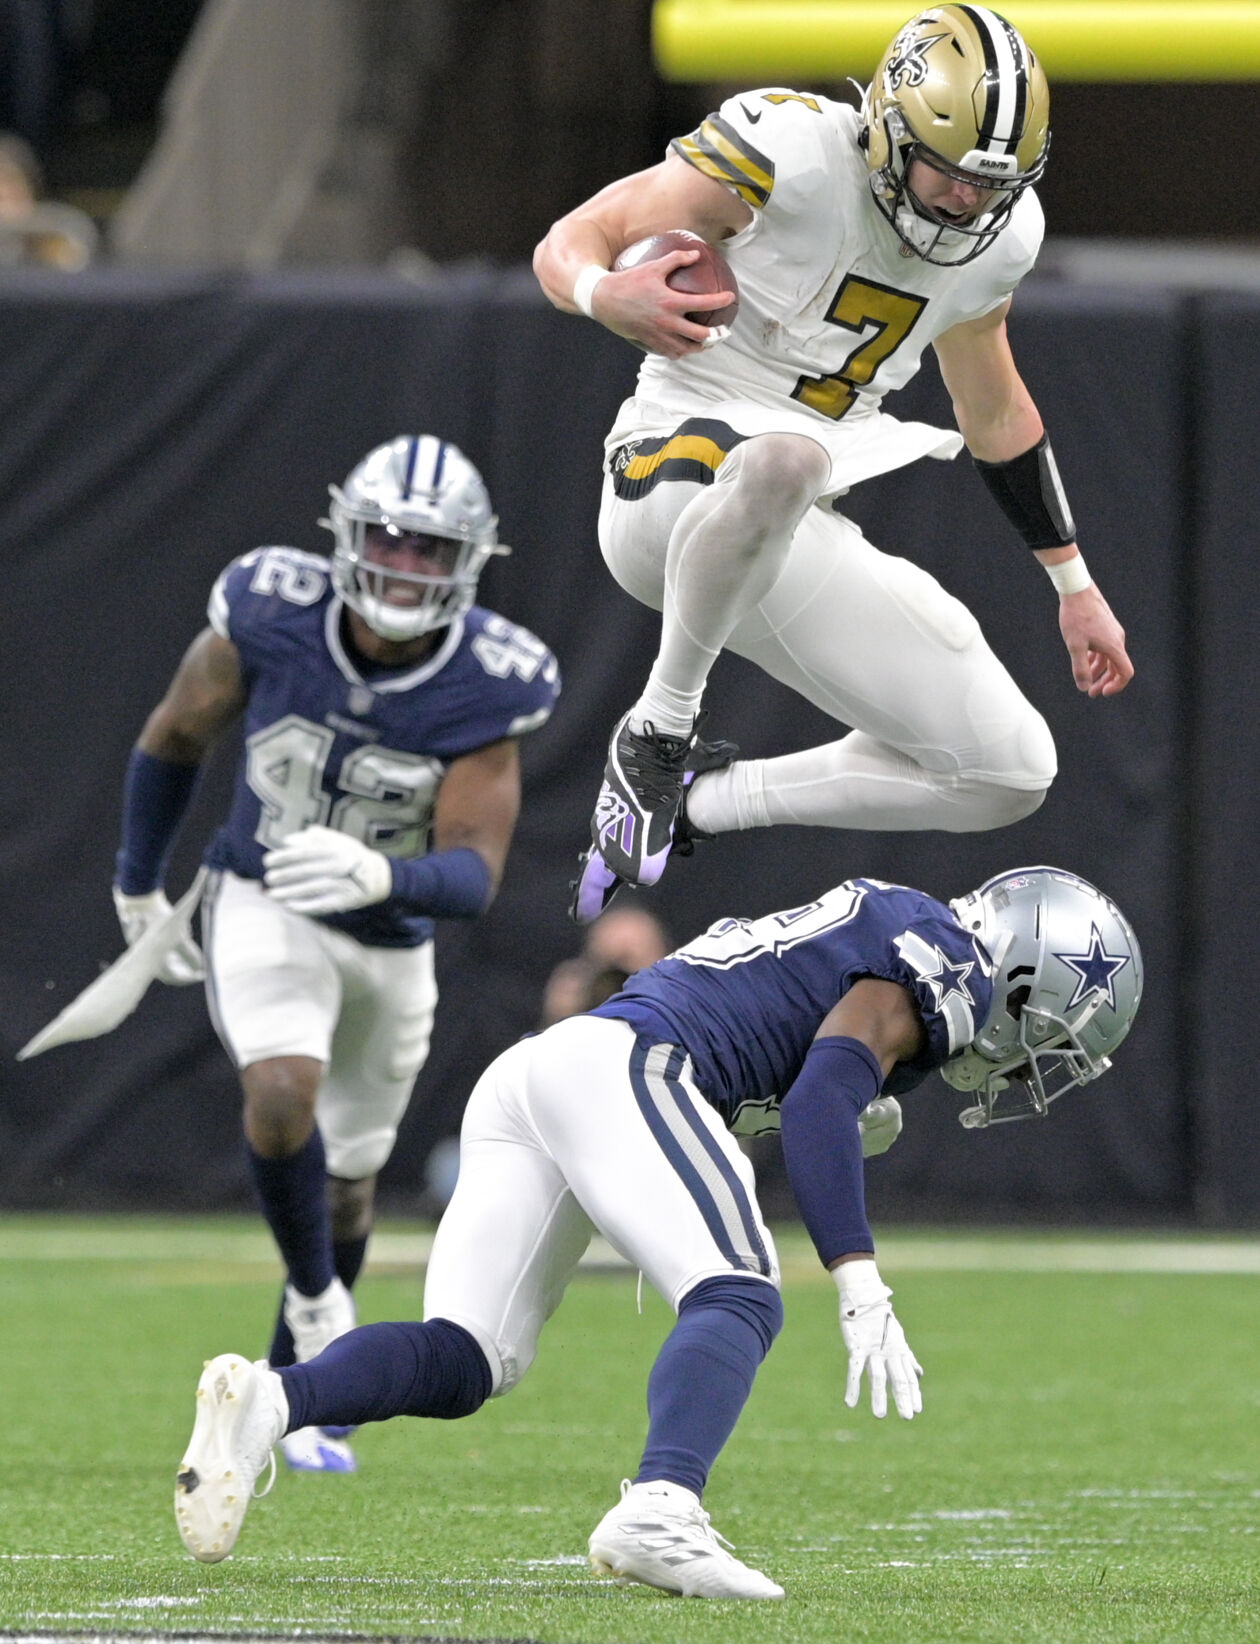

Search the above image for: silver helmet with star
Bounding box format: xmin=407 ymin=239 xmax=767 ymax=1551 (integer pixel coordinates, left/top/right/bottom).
xmin=941 ymin=867 xmax=1142 ymax=1127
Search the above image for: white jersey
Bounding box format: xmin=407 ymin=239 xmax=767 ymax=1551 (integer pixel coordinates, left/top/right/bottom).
xmin=607 ymin=90 xmax=1044 ymax=496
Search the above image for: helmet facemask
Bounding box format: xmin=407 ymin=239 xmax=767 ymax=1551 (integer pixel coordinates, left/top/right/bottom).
xmin=868 ymin=107 xmax=1032 ymax=266
xmin=942 ymin=988 xmax=1114 ymax=1128
xmin=328 ymin=497 xmax=496 ymax=642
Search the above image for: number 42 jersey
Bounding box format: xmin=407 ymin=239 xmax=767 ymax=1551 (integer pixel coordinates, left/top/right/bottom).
xmin=204 ymin=546 xmax=560 ymax=948
xmin=593 ymin=879 xmax=994 ymax=1132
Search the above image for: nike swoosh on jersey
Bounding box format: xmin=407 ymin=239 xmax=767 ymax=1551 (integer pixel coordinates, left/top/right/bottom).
xmin=740 ymin=102 xmax=762 ymax=123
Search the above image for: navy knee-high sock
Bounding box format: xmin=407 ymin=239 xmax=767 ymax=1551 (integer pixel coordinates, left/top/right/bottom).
xmin=247 ymin=1130 xmax=335 ymax=1299
xmin=636 ymin=1275 xmax=783 ymax=1499
xmin=268 ymin=1231 xmax=370 ymax=1368
xmin=278 ymin=1319 xmax=492 ymax=1431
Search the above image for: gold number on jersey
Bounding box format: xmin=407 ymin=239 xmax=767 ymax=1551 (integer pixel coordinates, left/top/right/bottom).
xmin=791 ymin=276 xmax=927 ymax=421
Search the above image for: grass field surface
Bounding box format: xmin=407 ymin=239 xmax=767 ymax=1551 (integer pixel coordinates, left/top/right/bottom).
xmin=2 ymin=1215 xmax=1258 ymax=1644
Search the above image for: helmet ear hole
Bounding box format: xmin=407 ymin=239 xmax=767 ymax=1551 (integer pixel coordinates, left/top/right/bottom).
xmin=1005 ymin=983 xmax=1032 ymax=1020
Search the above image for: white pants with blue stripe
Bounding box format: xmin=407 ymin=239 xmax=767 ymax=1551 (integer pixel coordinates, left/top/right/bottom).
xmin=422 ymin=1014 xmax=780 ymax=1395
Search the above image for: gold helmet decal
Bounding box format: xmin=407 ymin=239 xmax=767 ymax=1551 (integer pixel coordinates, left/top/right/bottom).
xmin=863 ymin=5 xmax=1050 ymax=264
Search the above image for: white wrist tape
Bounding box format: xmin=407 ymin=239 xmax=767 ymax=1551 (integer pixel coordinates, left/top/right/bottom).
xmin=572 ymin=264 xmax=609 ymax=319
xmin=1044 ymin=553 xmax=1093 ymax=596
xmin=832 ymin=1258 xmax=890 ymax=1307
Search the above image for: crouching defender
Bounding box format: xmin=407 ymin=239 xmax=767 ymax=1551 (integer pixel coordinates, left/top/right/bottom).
xmin=174 ymin=866 xmax=1140 ymax=1598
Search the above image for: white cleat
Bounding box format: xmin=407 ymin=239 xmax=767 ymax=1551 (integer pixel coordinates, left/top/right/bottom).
xmin=588 ymin=1479 xmax=785 ymax=1600
xmin=175 ymin=1355 xmax=287 ymax=1563
xmin=283 ymin=1276 xmax=356 ymax=1363
xmin=280 ymin=1425 xmax=357 ymax=1473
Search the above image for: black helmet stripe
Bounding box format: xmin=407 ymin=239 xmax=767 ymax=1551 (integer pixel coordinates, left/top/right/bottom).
xmin=956 ymin=4 xmax=1028 ymax=155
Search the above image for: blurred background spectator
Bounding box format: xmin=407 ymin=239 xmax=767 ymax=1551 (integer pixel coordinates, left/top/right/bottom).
xmin=0 ymin=128 xmax=96 ymax=266
xmin=539 ymin=903 xmax=673 ymax=1028
xmin=1 ymin=0 xmax=1255 ymax=268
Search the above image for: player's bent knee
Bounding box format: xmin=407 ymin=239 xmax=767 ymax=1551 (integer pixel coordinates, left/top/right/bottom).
xmin=679 ymin=1274 xmax=784 ymax=1357
xmin=322 ymin=1126 xmax=398 ymax=1182
xmin=945 ymin=775 xmax=1050 ymax=832
xmin=724 ymin=436 xmax=828 ymax=520
xmin=394 ymin=1319 xmax=494 ymax=1420
xmin=996 ymin=782 xmax=1050 ymax=826
xmin=955 ymin=704 xmax=1057 ymax=829
xmin=241 ymin=1058 xmax=321 ymax=1155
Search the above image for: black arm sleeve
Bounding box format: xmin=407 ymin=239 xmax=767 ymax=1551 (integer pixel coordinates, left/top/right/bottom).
xmin=972 ymin=432 xmax=1077 ymax=550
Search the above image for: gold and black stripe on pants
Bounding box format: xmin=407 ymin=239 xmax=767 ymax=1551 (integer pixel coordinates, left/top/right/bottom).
xmin=609 ymin=419 xmax=748 ymax=502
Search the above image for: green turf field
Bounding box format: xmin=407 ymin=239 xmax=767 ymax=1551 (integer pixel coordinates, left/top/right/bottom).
xmin=2 ymin=1215 xmax=1258 ymax=1644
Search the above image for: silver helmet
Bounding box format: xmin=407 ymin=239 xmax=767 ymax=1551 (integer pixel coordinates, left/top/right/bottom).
xmin=325 ymin=435 xmax=505 ymax=641
xmin=942 ymin=866 xmax=1142 ymax=1127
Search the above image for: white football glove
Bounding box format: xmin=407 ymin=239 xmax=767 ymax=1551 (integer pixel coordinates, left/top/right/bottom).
xmin=112 ymin=887 xmax=205 ymax=985
xmin=857 ymin=1095 xmax=903 ymax=1158
xmin=834 ymin=1258 xmax=923 ymax=1420
xmin=263 ymin=824 xmax=392 ymax=915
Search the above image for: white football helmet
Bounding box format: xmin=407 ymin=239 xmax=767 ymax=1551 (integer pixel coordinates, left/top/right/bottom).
xmin=942 ymin=867 xmax=1142 ymax=1127
xmin=861 ymin=4 xmax=1050 ymax=265
xmin=325 ymin=435 xmax=506 ymax=641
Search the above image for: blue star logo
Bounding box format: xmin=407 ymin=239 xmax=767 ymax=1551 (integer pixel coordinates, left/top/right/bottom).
xmin=919 ymin=947 xmax=975 ymax=1012
xmin=1055 ymin=925 xmax=1130 ymax=1011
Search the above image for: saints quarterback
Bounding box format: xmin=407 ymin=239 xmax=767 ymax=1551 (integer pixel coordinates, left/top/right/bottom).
xmin=532 ymin=4 xmax=1134 ymax=920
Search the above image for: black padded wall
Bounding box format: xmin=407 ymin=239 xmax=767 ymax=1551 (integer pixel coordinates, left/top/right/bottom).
xmin=0 ymin=267 xmax=1232 ymax=1224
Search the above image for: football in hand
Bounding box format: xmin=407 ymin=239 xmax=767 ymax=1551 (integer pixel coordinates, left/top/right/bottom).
xmin=614 ymin=229 xmax=739 ymax=329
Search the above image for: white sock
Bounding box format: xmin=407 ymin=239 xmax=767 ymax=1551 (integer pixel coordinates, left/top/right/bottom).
xmin=627 ymin=679 xmax=699 ymax=740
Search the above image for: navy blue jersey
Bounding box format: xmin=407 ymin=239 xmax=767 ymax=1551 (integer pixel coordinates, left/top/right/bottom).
xmin=203 ymin=546 xmax=559 ymax=947
xmin=591 ymin=879 xmax=992 ymax=1132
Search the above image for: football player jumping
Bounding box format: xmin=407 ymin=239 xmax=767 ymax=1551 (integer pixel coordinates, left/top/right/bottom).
xmin=113 ymin=436 xmax=559 ymax=1473
xmin=173 ymin=866 xmax=1140 ymax=1597
xmin=532 ymin=4 xmax=1134 ymax=920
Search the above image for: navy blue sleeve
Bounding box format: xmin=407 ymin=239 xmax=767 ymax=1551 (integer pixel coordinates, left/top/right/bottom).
xmin=389 ymin=847 xmax=492 ymax=918
xmin=115 ymin=748 xmax=202 ymax=893
xmin=778 ymin=1035 xmax=883 ymax=1268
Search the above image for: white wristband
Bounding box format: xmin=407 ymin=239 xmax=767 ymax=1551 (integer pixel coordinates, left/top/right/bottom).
xmin=1044 ymin=553 xmax=1092 ymax=596
xmin=831 ymin=1258 xmax=890 ymax=1307
xmin=572 ymin=264 xmax=609 ymax=319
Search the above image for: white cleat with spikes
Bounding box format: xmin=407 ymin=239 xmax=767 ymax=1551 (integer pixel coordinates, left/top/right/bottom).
xmin=175 ymin=1354 xmax=288 ymax=1563
xmin=588 ymin=1479 xmax=785 ymax=1600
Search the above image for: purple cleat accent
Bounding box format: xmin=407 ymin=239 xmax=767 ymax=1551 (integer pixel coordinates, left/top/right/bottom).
xmin=569 ymin=730 xmax=740 ymax=923
xmin=590 ymin=713 xmax=694 ymax=887
xmin=570 ymin=847 xmax=626 ymax=925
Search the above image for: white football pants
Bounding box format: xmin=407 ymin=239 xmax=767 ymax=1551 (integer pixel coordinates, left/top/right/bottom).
xmin=203 ymin=870 xmax=437 ymax=1179
xmin=422 ymin=1014 xmax=779 ymax=1395
xmin=600 ymin=464 xmax=1057 ymax=834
